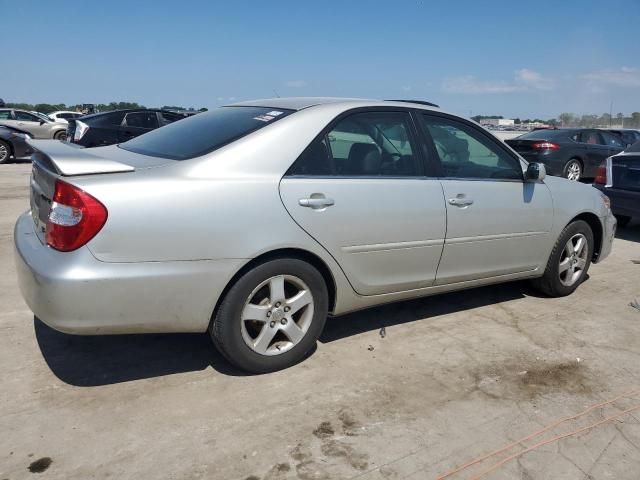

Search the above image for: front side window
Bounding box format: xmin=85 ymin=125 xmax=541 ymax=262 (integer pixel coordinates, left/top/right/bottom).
xmin=124 ymin=111 xmax=159 ymax=129
xmin=288 ymin=111 xmax=420 ymax=177
xmin=15 ymin=111 xmax=39 ymax=122
xmin=601 ymin=131 xmax=624 ymax=148
xmin=580 ymin=131 xmax=602 ymax=145
xmin=0 ymin=110 xmax=10 ymax=120
xmin=120 ymin=106 xmax=293 ymax=160
xmin=422 ymin=115 xmax=522 ymax=180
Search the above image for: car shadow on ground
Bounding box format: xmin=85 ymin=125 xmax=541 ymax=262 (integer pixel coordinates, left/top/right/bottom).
xmin=35 ymin=281 xmax=532 ymax=386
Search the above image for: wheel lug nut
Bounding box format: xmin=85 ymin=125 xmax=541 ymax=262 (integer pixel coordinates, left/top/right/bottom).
xmin=275 ymin=302 xmax=281 ymax=308
xmin=284 ymin=306 xmax=290 ymax=312
xmin=266 ymin=311 xmax=271 ymax=317
xmin=280 ymin=318 xmax=287 ymax=325
xmin=269 ymin=321 xmax=276 ymax=328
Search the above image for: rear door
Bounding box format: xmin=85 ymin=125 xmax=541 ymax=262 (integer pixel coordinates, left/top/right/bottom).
xmin=119 ymin=111 xmax=159 ymax=142
xmin=579 ymin=130 xmax=611 ymax=177
xmin=418 ymin=113 xmax=553 ymax=285
xmin=14 ymin=111 xmax=50 ymax=138
xmin=280 ymin=109 xmax=447 ymax=295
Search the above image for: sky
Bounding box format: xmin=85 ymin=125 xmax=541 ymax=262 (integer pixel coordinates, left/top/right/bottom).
xmin=2 ymin=0 xmax=640 ymax=119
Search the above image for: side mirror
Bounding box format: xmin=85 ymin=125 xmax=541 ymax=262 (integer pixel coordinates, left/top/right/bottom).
xmin=525 ymin=162 xmax=546 ymax=182
xmin=39 ymin=120 xmax=45 ymax=125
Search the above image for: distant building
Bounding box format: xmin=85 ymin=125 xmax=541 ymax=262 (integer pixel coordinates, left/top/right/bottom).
xmin=479 ymin=118 xmax=515 ymax=127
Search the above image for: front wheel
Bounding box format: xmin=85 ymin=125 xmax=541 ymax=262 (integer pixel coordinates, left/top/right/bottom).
xmin=563 ymin=159 xmax=582 ymax=181
xmin=531 ymin=220 xmax=593 ymax=297
xmin=210 ymin=258 xmax=328 ymax=373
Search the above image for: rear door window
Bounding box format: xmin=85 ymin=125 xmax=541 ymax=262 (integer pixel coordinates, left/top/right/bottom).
xmin=600 ymin=132 xmax=624 ymax=148
xmin=287 ymin=111 xmax=421 ymax=177
xmin=15 ymin=111 xmax=39 ymax=122
xmin=580 ymin=130 xmax=603 ymax=145
xmin=159 ymin=112 xmax=182 ymax=126
xmin=124 ymin=111 xmax=159 ymax=129
xmin=0 ymin=110 xmax=11 ymax=120
xmin=119 ymin=106 xmax=293 ymax=160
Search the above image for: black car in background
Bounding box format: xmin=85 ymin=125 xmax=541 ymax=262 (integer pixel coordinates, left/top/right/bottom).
xmin=594 ymin=140 xmax=640 ymax=227
xmin=602 ymin=129 xmax=640 ymax=148
xmin=0 ymin=125 xmax=34 ymax=164
xmin=67 ymin=109 xmax=187 ymax=147
xmin=506 ymin=128 xmax=625 ymax=181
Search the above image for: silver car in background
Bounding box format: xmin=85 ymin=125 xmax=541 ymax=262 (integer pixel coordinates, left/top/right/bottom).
xmin=14 ymin=98 xmax=616 ymax=373
xmin=0 ymin=108 xmax=67 ymax=140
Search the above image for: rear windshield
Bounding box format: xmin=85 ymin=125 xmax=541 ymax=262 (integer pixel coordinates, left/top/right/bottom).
xmin=516 ymin=129 xmax=567 ymax=140
xmin=626 ymin=140 xmax=640 ymax=152
xmin=119 ymin=106 xmax=293 ymax=160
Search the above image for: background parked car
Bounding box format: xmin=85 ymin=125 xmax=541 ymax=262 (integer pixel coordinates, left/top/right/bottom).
xmin=594 ymin=140 xmax=640 ymax=227
xmin=48 ymin=111 xmax=84 ymax=124
xmin=602 ymin=128 xmax=640 ymax=148
xmin=0 ymin=108 xmax=67 ymax=140
xmin=67 ymin=109 xmax=187 ymax=147
xmin=506 ymin=128 xmax=625 ymax=181
xmin=0 ymin=125 xmax=34 ymax=164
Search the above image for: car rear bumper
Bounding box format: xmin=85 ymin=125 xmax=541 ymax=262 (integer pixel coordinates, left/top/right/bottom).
xmin=14 ymin=212 xmax=243 ymax=334
xmin=594 ymin=185 xmax=640 ymax=218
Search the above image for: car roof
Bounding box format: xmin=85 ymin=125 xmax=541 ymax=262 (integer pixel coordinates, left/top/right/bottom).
xmin=80 ymin=108 xmax=174 ymax=120
xmin=227 ymin=97 xmax=442 ymax=112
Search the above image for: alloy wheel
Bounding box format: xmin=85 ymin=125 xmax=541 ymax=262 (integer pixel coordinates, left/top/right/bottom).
xmin=0 ymin=143 xmax=8 ymax=162
xmin=558 ymin=233 xmax=588 ymax=286
xmin=240 ymin=274 xmax=314 ymax=356
xmin=566 ymin=161 xmax=581 ymax=181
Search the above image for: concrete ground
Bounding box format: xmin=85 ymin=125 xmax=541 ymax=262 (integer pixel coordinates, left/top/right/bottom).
xmin=1 ymin=162 xmax=640 ymax=480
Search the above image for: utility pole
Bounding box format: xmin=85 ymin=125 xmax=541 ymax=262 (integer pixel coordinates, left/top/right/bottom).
xmin=609 ymin=100 xmax=613 ymax=127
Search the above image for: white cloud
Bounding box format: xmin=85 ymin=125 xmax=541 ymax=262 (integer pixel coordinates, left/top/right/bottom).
xmin=443 ymin=69 xmax=554 ymax=94
xmin=581 ymin=67 xmax=640 ymax=88
xmin=285 ymin=80 xmax=307 ymax=88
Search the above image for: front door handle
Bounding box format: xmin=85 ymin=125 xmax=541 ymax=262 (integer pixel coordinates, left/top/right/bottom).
xmin=448 ymin=197 xmax=474 ymax=207
xmin=299 ymin=196 xmax=335 ymax=209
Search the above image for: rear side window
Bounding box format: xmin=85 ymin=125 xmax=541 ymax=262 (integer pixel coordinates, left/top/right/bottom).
xmin=125 ymin=111 xmax=159 ymax=129
xmin=288 ymin=111 xmax=420 ymax=177
xmin=15 ymin=111 xmax=39 ymax=122
xmin=159 ymin=112 xmax=182 ymax=126
xmin=88 ymin=111 xmax=126 ymax=126
xmin=579 ymin=131 xmax=603 ymax=145
xmin=0 ymin=110 xmax=10 ymax=120
xmin=119 ymin=106 xmax=293 ymax=160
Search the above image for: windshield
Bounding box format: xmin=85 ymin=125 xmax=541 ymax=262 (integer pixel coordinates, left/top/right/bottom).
xmin=119 ymin=106 xmax=294 ymax=160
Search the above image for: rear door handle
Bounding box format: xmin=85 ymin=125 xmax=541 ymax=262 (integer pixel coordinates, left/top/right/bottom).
xmin=448 ymin=197 xmax=474 ymax=207
xmin=299 ymin=196 xmax=335 ymax=209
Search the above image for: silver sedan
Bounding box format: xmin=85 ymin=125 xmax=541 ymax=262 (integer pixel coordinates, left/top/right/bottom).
xmin=14 ymin=98 xmax=616 ymax=372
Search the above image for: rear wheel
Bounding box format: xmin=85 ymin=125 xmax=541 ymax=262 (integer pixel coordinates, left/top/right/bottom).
xmin=531 ymin=220 xmax=593 ymax=297
xmin=0 ymin=140 xmax=10 ymax=164
xmin=210 ymin=258 xmax=328 ymax=373
xmin=563 ymin=159 xmax=582 ymax=181
xmin=54 ymin=130 xmax=67 ymax=141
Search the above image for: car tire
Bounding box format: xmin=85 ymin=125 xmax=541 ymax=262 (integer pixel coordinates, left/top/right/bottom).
xmin=615 ymin=215 xmax=631 ymax=228
xmin=54 ymin=130 xmax=67 ymax=141
xmin=563 ymin=159 xmax=582 ymax=181
xmin=210 ymin=258 xmax=328 ymax=373
xmin=0 ymin=140 xmax=11 ymax=164
xmin=531 ymin=220 xmax=593 ymax=297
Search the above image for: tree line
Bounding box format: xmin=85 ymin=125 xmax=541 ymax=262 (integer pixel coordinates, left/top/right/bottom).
xmin=3 ymin=102 xmax=208 ymax=114
xmin=472 ymin=113 xmax=640 ymax=128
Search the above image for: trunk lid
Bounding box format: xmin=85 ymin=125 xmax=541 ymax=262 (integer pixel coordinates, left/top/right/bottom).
xmin=28 ymin=139 xmax=170 ymax=244
xmin=504 ymin=139 xmax=542 ymax=153
xmin=611 ymin=153 xmax=640 ymax=192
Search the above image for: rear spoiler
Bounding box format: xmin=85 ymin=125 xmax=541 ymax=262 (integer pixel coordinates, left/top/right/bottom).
xmin=27 ymin=139 xmax=135 ymax=176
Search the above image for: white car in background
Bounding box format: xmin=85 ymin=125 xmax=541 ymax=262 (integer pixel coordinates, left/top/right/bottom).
xmin=48 ymin=111 xmax=84 ymax=124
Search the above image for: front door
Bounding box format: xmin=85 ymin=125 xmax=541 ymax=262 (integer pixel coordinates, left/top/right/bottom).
xmin=280 ymin=110 xmax=446 ymax=296
xmin=418 ymin=113 xmax=554 ymax=285
xmin=14 ymin=111 xmax=50 ymax=138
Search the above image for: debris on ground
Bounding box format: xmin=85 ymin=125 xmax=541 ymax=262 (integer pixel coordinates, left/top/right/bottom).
xmin=367 ymin=345 xmax=374 ymax=351
xmin=379 ymin=326 xmax=386 ymax=338
xmin=630 ymin=299 xmax=640 ymax=312
xmin=630 ymin=259 xmax=640 ymax=264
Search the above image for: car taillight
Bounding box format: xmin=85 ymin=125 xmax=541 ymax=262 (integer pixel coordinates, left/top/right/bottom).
xmin=73 ymin=120 xmax=89 ymax=141
xmin=532 ymin=142 xmax=560 ymax=150
xmin=46 ymin=180 xmax=107 ymax=252
xmin=594 ymin=161 xmax=607 ymax=185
